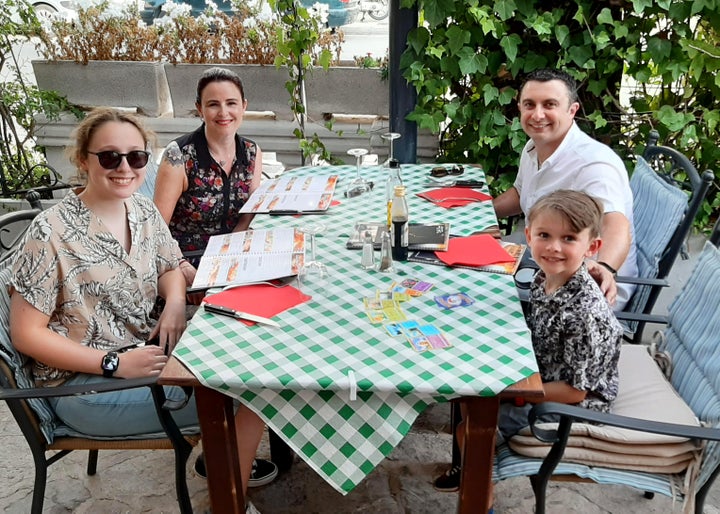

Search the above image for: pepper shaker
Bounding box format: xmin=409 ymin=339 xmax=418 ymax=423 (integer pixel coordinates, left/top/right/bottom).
xmin=378 ymin=230 xmax=395 ymax=273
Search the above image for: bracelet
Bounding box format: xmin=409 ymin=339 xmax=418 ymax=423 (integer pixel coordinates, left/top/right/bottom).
xmin=597 ymin=261 xmax=618 ymax=276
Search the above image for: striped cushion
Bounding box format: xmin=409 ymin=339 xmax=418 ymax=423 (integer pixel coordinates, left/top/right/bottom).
xmin=624 ymin=157 xmax=688 ymax=332
xmin=0 ymin=265 xmax=59 ymax=443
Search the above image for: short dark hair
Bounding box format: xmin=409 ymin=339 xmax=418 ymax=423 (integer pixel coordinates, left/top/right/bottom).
xmin=518 ymin=68 xmax=579 ymax=104
xmin=195 ymin=67 xmax=246 ymax=105
xmin=527 ymin=189 xmax=603 ymax=238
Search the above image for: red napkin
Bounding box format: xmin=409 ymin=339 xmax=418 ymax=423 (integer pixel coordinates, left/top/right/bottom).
xmin=435 ymin=234 xmax=515 ymax=267
xmin=416 ymin=187 xmax=492 ymax=208
xmin=204 ymin=283 xmax=310 ymax=326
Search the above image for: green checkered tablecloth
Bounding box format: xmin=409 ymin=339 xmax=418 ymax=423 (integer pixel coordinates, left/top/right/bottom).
xmin=173 ymin=164 xmax=538 ymax=494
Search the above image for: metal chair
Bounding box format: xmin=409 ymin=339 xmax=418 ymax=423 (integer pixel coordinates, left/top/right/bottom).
xmin=615 ymin=130 xmax=714 ymax=343
xmin=0 ymin=265 xmax=201 ymax=513
xmin=495 ymin=234 xmax=720 ymax=514
xmin=0 ymin=190 xmax=44 ymax=266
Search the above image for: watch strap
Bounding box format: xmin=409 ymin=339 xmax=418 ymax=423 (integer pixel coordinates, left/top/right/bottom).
xmin=597 ymin=261 xmax=618 ymax=276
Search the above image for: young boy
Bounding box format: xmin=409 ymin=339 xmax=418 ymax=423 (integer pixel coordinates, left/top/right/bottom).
xmin=433 ymin=190 xmax=624 ymax=506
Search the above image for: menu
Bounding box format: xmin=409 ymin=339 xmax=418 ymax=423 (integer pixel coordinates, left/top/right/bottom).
xmin=240 ymin=175 xmax=339 ymax=213
xmin=191 ymin=228 xmax=305 ymax=289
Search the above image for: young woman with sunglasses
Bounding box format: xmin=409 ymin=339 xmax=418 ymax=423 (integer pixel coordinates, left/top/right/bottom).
xmin=8 ymin=108 xmax=269 ymax=514
xmin=154 ymin=67 xmax=263 ymax=292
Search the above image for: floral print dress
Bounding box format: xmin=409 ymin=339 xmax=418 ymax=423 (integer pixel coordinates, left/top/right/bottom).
xmin=165 ymin=125 xmax=258 ymax=260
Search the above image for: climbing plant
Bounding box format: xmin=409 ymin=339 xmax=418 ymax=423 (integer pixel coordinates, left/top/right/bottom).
xmin=401 ymin=0 xmax=720 ymax=231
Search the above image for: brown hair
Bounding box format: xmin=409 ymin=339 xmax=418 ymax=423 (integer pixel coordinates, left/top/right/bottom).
xmin=518 ymin=68 xmax=579 ymax=105
xmin=527 ymin=190 xmax=603 ymax=238
xmin=195 ymin=67 xmax=246 ymax=106
xmin=67 ymin=108 xmax=155 ymax=183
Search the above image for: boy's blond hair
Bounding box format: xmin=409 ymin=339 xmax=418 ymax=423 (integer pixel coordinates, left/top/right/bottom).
xmin=527 ymin=190 xmax=603 ymax=238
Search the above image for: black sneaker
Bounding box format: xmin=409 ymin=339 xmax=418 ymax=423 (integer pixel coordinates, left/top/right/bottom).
xmin=249 ymin=458 xmax=278 ymax=487
xmin=433 ymin=465 xmax=461 ymax=492
xmin=194 ymin=453 xmax=207 ymax=478
xmin=194 ymin=455 xmax=278 ymax=487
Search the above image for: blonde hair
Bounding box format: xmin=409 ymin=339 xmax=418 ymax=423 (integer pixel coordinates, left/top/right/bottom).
xmin=527 ymin=190 xmax=603 ymax=238
xmin=67 ymin=108 xmax=155 ymax=183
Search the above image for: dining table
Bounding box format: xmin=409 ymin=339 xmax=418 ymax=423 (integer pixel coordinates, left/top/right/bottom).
xmin=159 ymin=163 xmax=543 ymax=513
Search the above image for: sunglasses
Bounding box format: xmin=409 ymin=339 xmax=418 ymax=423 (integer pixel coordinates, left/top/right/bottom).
xmin=429 ymin=164 xmax=464 ymax=177
xmin=88 ymin=150 xmax=150 ymax=170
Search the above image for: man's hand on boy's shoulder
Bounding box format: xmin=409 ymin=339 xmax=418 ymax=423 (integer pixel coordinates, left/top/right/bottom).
xmin=586 ymin=260 xmax=617 ymax=306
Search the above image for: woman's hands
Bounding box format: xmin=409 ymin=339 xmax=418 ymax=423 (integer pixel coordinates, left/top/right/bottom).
xmin=116 ymin=345 xmax=168 ymax=378
xmin=149 ymin=297 xmax=186 ymax=356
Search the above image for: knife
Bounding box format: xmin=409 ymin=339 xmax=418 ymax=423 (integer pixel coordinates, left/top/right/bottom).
xmin=203 ymin=304 xmax=280 ymax=327
xmin=423 ymin=180 xmax=485 ymax=188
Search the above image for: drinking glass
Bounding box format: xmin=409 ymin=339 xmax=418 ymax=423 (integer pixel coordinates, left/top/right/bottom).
xmin=298 ymin=222 xmax=328 ymax=289
xmin=381 ymin=132 xmax=401 ymax=165
xmin=345 ymin=148 xmax=371 ymax=198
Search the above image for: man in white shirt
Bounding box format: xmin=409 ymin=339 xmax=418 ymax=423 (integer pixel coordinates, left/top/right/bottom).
xmin=493 ymin=68 xmax=637 ymax=310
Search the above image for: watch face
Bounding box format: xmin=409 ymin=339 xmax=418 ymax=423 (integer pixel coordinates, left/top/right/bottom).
xmin=102 ymin=352 xmax=119 ymax=372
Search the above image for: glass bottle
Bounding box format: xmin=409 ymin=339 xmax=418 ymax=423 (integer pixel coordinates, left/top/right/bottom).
xmin=360 ymin=231 xmax=376 ymax=270
xmin=390 ymin=185 xmax=409 ymax=262
xmin=384 ymin=158 xmax=402 ymax=228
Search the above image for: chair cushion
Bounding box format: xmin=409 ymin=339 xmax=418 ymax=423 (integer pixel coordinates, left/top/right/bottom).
xmin=0 ymin=265 xmax=59 ymax=443
xmin=664 ymin=241 xmax=720 ymax=423
xmin=509 ymin=344 xmax=701 ymax=473
xmin=630 ymin=156 xmax=687 ymax=280
xmin=623 ymin=157 xmax=688 ymax=327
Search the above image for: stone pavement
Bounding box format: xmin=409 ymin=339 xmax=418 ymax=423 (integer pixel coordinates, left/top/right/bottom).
xmin=2 ymin=235 xmax=719 ymax=514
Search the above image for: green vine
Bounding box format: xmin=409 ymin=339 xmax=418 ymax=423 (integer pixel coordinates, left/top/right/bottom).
xmin=0 ymin=0 xmax=82 ymax=197
xmin=271 ymin=0 xmax=341 ymax=165
xmin=401 ymin=0 xmax=720 ymax=232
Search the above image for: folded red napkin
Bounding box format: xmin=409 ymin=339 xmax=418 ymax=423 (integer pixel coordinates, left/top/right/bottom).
xmin=435 ymin=234 xmax=515 ymax=267
xmin=204 ymin=283 xmax=310 ymax=326
xmin=416 ymin=187 xmax=492 ymax=208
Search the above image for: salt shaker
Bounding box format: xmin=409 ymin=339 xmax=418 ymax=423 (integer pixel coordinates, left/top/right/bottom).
xmin=378 ymin=230 xmax=395 ymax=273
xmin=360 ymin=231 xmax=376 ymax=270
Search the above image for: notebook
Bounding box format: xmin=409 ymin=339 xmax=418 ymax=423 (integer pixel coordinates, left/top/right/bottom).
xmin=408 ymin=238 xmax=526 ymax=275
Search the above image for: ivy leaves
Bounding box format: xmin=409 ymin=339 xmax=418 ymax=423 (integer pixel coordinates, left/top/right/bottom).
xmin=402 ymin=0 xmax=719 ymax=230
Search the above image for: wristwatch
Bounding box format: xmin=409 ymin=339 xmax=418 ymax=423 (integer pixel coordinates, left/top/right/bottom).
xmin=101 ymin=351 xmax=120 ymax=378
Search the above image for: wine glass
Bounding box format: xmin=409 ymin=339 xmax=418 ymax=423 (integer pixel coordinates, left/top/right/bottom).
xmin=345 ymin=148 xmax=371 ymax=198
xmin=298 ymin=222 xmax=328 ymax=290
xmin=381 ymin=132 xmax=401 ymax=165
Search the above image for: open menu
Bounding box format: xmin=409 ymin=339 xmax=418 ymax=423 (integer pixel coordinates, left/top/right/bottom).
xmin=191 ymin=228 xmax=305 ymax=290
xmin=240 ymin=175 xmax=339 ymax=214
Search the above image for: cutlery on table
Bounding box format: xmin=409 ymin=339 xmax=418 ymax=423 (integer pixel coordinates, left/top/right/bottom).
xmin=423 ymin=179 xmax=485 ymax=188
xmin=424 ymin=196 xmax=485 ymax=204
xmin=203 ymin=304 xmax=281 ymax=327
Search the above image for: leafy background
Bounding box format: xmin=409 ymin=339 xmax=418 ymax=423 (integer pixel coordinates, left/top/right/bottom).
xmin=400 ymin=0 xmax=719 ymax=231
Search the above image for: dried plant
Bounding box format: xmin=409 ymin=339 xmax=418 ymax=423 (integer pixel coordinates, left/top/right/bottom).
xmin=36 ymin=0 xmax=343 ymax=66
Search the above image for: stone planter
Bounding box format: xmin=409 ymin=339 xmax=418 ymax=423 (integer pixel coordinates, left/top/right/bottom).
xmin=163 ymin=63 xmax=388 ymax=121
xmin=32 ymin=60 xmax=172 ymax=117
xmin=164 ymin=63 xmax=291 ymax=119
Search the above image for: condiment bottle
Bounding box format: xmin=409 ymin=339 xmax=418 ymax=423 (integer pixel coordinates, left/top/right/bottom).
xmin=390 ymin=185 xmax=409 ymax=261
xmin=384 ymin=159 xmax=402 ymax=229
xmin=378 ymin=231 xmax=395 ymax=273
xmin=360 ymin=231 xmax=376 ymax=270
